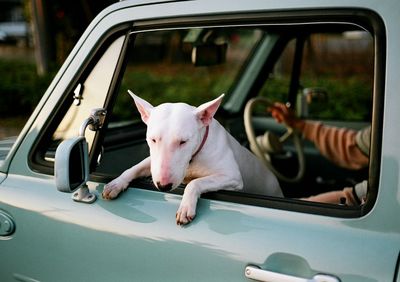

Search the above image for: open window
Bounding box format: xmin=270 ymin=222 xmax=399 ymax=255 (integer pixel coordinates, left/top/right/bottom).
xmin=92 ymin=18 xmax=379 ymax=216
xmin=36 ymin=11 xmax=383 ymax=217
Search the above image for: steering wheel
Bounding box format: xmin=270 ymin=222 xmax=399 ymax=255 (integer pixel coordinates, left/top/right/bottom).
xmin=244 ymin=97 xmax=305 ymax=183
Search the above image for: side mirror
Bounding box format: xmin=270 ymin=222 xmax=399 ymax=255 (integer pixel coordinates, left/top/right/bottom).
xmin=296 ymin=87 xmax=328 ymax=118
xmin=191 ymin=43 xmax=227 ymax=66
xmin=55 ymin=136 xmax=96 ymax=203
xmin=55 ymin=136 xmax=88 ymax=192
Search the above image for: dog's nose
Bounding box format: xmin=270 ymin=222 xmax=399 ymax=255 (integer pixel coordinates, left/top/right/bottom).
xmin=156 ymin=182 xmax=173 ymax=192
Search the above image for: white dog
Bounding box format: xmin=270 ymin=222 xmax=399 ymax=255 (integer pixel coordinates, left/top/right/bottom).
xmin=102 ymin=91 xmax=282 ymax=225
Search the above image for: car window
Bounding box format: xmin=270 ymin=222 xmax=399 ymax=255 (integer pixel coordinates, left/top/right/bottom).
xmin=42 ymin=35 xmax=126 ymax=162
xmin=94 ymin=21 xmax=377 ymax=215
xmin=39 ymin=19 xmax=380 ymax=217
xmin=97 ymin=23 xmax=377 ymax=211
xmin=262 ymin=31 xmax=373 ymax=123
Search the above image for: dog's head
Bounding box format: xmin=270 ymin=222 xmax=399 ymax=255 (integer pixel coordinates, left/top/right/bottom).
xmin=128 ymin=90 xmax=224 ymax=191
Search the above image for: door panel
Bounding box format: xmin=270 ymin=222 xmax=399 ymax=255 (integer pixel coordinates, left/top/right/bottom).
xmin=0 ymin=174 xmax=397 ymax=281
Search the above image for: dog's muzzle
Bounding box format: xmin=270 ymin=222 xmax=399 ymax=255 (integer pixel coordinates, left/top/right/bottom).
xmin=156 ymin=182 xmax=173 ymax=192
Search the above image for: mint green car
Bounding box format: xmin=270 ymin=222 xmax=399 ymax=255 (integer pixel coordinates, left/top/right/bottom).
xmin=1 ymin=0 xmax=399 ymax=281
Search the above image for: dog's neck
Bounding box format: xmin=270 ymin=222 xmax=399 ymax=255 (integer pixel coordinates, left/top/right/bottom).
xmin=191 ymin=125 xmax=209 ymax=162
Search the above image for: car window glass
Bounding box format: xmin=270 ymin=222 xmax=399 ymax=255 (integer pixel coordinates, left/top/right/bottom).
xmin=49 ymin=35 xmax=126 ymax=159
xmin=300 ymin=31 xmax=373 ymax=121
xmin=262 ymin=31 xmax=373 ymax=122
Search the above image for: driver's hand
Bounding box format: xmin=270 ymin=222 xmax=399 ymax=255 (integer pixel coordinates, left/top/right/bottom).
xmin=268 ymin=102 xmax=305 ymax=131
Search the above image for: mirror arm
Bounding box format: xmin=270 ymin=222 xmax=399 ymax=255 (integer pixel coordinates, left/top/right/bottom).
xmin=79 ymin=108 xmax=107 ymax=136
xmin=79 ymin=118 xmax=94 ymax=137
xmin=72 ymin=108 xmax=106 ymax=203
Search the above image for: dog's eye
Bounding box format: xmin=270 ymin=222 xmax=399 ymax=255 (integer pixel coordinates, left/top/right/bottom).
xmin=151 ymin=138 xmax=157 ymax=144
xmin=179 ymin=140 xmax=187 ymax=146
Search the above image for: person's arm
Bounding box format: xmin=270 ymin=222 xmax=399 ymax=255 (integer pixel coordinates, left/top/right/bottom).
xmin=268 ymin=102 xmax=369 ymax=170
xmin=303 ymin=180 xmax=367 ymax=206
xmin=302 ymin=122 xmax=369 ymax=170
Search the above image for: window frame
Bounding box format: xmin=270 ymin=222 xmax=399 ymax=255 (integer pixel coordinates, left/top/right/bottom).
xmin=28 ymin=27 xmax=131 ymax=175
xmin=30 ymin=9 xmax=385 ymax=218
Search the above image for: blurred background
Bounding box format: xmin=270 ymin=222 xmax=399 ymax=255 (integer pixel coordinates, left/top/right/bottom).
xmin=0 ymin=0 xmax=373 ymax=140
xmin=0 ymin=0 xmax=114 ymax=138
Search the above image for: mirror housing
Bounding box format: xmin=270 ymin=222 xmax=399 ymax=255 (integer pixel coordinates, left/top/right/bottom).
xmin=296 ymin=87 xmax=328 ymax=118
xmin=55 ymin=136 xmax=96 ymax=203
xmin=55 ymin=136 xmax=89 ymax=192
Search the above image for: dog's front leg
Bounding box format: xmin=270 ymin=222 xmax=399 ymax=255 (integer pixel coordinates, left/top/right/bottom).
xmin=102 ymin=156 xmax=151 ymax=199
xmin=176 ymin=174 xmax=243 ymax=225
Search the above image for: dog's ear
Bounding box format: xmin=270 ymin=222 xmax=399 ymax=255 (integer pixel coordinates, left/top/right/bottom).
xmin=195 ymin=94 xmax=224 ymax=126
xmin=128 ymin=90 xmax=154 ymax=124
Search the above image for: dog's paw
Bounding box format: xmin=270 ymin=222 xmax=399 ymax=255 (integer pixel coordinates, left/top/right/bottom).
xmin=176 ymin=204 xmax=196 ymax=226
xmin=102 ymin=177 xmax=129 ymax=200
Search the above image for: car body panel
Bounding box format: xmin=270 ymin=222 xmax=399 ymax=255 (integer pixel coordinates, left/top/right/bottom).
xmin=1 ymin=175 xmax=398 ymax=281
xmin=0 ymin=0 xmax=399 ymax=281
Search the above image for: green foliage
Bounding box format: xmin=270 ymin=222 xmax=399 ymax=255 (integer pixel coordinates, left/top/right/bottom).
xmin=261 ymin=75 xmax=372 ymax=121
xmin=0 ymin=58 xmax=372 ymax=125
xmin=0 ymin=59 xmax=53 ymax=117
xmin=112 ymin=66 xmax=230 ymax=122
xmin=304 ymin=76 xmax=372 ymax=121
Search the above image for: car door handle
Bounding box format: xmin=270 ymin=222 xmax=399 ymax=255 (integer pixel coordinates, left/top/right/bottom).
xmin=245 ymin=265 xmax=340 ymax=282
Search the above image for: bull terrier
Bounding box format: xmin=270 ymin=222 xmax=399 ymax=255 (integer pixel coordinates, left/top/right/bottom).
xmin=102 ymin=91 xmax=283 ymax=225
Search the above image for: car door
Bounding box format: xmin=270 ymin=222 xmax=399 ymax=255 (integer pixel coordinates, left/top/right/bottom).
xmin=0 ymin=1 xmax=399 ymax=282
